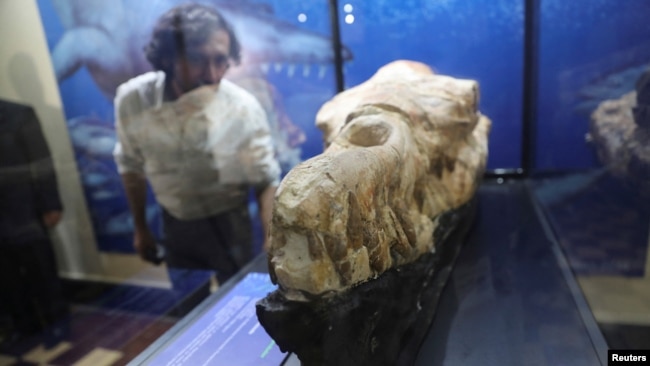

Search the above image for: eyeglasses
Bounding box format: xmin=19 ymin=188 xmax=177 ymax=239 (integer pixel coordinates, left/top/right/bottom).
xmin=184 ymin=52 xmax=230 ymax=71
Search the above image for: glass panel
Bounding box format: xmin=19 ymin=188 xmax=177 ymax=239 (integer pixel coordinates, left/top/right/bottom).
xmin=36 ymin=0 xmax=337 ymax=255
xmin=23 ymin=0 xmax=337 ymax=362
xmin=535 ymin=0 xmax=650 ymax=171
xmin=533 ymin=0 xmax=650 ymax=351
xmin=338 ymin=0 xmax=526 ymax=169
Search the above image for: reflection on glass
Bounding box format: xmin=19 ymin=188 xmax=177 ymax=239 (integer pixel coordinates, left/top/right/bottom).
xmin=533 ymin=0 xmax=650 ymax=351
xmin=37 ymin=0 xmax=339 ymax=255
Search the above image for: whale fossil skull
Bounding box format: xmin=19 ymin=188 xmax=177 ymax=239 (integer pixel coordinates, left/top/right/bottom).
xmin=267 ymin=60 xmax=491 ymax=300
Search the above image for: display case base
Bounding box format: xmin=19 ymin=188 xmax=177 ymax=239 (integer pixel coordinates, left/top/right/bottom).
xmin=256 ymin=200 xmax=476 ymax=366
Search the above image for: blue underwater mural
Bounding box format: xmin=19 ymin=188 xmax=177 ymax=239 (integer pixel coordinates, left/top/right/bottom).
xmin=338 ymin=0 xmax=526 ymax=170
xmin=337 ymin=0 xmax=650 ymax=172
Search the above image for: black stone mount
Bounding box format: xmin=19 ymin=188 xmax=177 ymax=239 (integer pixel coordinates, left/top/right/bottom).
xmin=256 ymin=199 xmax=477 ymax=366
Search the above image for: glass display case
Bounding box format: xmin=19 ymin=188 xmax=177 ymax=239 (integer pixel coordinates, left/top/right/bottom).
xmin=529 ymin=0 xmax=650 ymax=355
xmin=0 ymin=0 xmax=648 ymax=364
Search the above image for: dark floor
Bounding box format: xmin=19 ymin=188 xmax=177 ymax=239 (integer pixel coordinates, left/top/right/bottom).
xmin=0 ymin=307 xmax=176 ymax=365
xmin=0 ymin=278 xmax=210 ymax=365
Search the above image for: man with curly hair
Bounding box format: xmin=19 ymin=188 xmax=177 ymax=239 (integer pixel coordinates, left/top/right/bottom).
xmin=113 ymin=3 xmax=280 ymax=286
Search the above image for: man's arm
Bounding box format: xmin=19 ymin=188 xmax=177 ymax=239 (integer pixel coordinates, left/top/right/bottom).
xmin=255 ymin=184 xmax=277 ymax=251
xmin=114 ymin=81 xmax=157 ymax=261
xmin=120 ymin=172 xmax=156 ymax=260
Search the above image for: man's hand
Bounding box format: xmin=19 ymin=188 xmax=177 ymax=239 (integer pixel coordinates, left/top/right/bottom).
xmin=256 ymin=184 xmax=277 ymax=252
xmin=133 ymin=227 xmax=157 ymax=262
xmin=120 ymin=172 xmax=159 ymax=262
xmin=42 ymin=211 xmax=62 ymax=228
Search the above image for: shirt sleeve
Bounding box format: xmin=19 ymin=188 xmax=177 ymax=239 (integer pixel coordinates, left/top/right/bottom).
xmin=113 ymin=84 xmax=145 ymax=174
xmin=238 ymin=99 xmax=281 ymax=187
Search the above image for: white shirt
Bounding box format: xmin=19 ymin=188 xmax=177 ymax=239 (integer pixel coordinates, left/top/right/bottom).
xmin=113 ymin=71 xmax=280 ymax=220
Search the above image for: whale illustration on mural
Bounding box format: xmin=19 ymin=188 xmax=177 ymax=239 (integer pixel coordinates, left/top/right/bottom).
xmin=50 ymin=0 xmax=352 ymax=99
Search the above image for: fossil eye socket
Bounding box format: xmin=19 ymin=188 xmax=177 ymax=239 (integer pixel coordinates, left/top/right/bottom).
xmin=341 ymin=117 xmax=392 ymax=147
